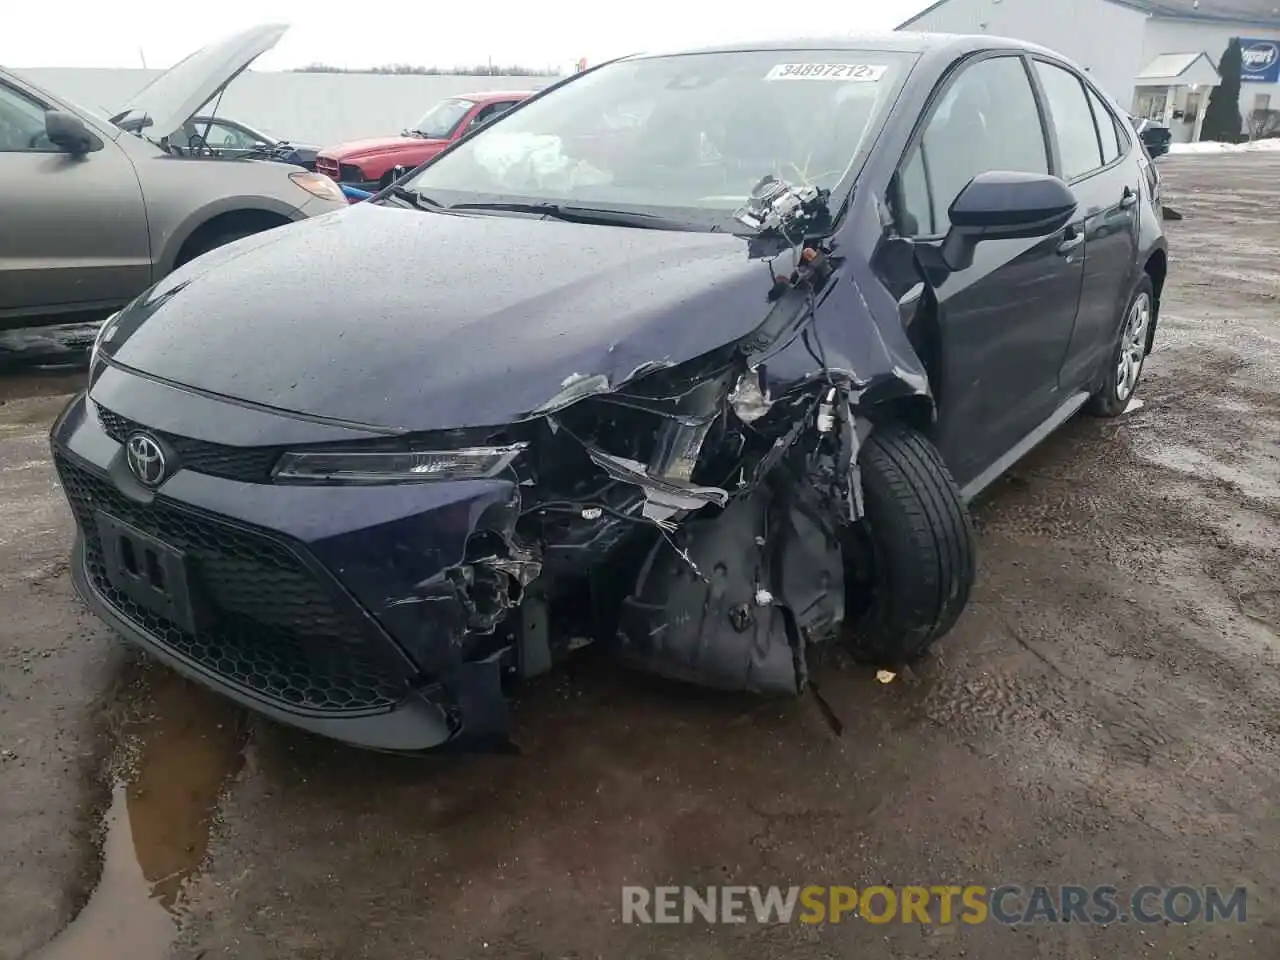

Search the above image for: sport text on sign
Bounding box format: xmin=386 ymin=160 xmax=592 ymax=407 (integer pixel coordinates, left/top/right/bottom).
xmin=1237 ymin=38 xmax=1280 ymax=83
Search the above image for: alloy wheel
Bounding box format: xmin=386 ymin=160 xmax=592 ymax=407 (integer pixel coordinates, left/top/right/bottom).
xmin=1115 ymin=292 xmax=1151 ymax=403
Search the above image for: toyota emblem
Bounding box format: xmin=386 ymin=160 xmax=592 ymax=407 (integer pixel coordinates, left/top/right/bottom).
xmin=125 ymin=433 xmax=168 ymax=487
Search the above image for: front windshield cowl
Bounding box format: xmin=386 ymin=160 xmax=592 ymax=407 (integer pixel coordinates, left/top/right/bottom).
xmin=399 ymin=49 xmax=912 ymax=231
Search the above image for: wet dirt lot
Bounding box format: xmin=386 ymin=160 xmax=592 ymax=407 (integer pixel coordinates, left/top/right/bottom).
xmin=2 ymin=153 xmax=1278 ymax=960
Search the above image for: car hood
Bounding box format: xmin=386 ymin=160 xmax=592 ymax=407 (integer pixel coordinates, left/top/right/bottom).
xmin=113 ymin=23 xmax=287 ymax=143
xmin=321 ymin=136 xmax=445 ymax=159
xmin=104 ymin=204 xmax=774 ymax=432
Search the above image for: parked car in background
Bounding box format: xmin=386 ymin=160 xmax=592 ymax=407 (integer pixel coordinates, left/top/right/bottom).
xmin=315 ymin=90 xmax=534 ymax=191
xmin=1129 ymin=114 xmax=1172 ymax=158
xmin=118 ymin=112 xmax=320 ymax=169
xmin=0 ymin=23 xmax=346 ymax=330
xmin=191 ymin=116 xmax=319 ymax=168
xmin=54 ymin=34 xmax=1167 ymax=753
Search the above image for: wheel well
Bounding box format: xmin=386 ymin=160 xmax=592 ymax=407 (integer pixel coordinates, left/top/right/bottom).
xmin=1144 ymin=248 xmax=1167 ymax=303
xmin=1143 ymin=248 xmax=1167 ymax=352
xmin=865 ymin=394 xmax=935 ymax=434
xmin=175 ymin=209 xmax=293 ymax=267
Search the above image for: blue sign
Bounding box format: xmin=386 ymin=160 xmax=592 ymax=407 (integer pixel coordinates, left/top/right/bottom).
xmin=1237 ymin=37 xmax=1280 ymax=83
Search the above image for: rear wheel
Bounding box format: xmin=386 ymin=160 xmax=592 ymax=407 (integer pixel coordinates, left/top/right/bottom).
xmin=1086 ymin=274 xmax=1154 ymax=418
xmin=843 ymin=422 xmax=977 ymax=665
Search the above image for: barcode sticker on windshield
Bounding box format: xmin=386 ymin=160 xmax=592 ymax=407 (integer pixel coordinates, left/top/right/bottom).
xmin=764 ymin=63 xmax=887 ymax=81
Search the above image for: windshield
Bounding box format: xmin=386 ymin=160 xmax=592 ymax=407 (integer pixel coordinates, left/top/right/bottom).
xmin=400 ymin=49 xmax=911 ymax=222
xmin=411 ymin=98 xmax=474 ymax=139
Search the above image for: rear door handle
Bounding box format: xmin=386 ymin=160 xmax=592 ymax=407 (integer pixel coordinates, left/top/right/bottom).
xmin=1057 ymin=228 xmax=1084 ymax=256
xmin=1119 ymin=186 xmax=1138 ymax=209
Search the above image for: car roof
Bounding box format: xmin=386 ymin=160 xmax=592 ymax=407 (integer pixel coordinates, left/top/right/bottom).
xmin=629 ymin=31 xmax=1064 ymax=61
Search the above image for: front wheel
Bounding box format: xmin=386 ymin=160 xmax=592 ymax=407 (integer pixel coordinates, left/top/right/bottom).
xmin=843 ymin=422 xmax=977 ymax=665
xmin=1086 ymin=275 xmax=1154 ymax=418
xmin=176 ymin=228 xmax=261 ymax=267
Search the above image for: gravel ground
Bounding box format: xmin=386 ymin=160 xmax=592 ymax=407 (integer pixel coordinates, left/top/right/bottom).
xmin=1 ymin=153 xmax=1277 ymax=960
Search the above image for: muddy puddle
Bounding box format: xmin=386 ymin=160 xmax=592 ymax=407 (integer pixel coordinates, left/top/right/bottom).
xmin=36 ymin=668 xmax=246 ymax=960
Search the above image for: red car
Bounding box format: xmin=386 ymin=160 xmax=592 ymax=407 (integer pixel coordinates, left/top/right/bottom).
xmin=316 ymin=90 xmax=535 ymax=192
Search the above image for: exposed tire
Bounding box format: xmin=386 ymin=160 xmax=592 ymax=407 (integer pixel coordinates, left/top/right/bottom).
xmin=844 ymin=421 xmax=977 ymax=664
xmin=176 ymin=228 xmax=261 ymax=267
xmin=1086 ymin=274 xmax=1155 ymax=418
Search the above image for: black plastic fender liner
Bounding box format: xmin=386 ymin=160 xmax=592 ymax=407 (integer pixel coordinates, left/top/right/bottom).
xmin=613 ymin=483 xmax=845 ymax=696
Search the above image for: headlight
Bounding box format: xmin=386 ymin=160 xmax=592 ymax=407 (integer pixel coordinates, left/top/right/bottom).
xmin=272 ymin=444 xmax=527 ymax=484
xmin=290 ymin=171 xmax=346 ymax=202
xmin=89 ymin=310 xmax=121 ymax=379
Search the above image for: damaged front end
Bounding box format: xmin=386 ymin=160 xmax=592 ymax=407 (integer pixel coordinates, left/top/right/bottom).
xmin=383 ymin=179 xmax=913 ymax=744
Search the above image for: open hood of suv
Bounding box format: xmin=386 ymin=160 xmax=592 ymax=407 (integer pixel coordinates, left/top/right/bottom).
xmin=112 ymin=23 xmax=287 ymax=142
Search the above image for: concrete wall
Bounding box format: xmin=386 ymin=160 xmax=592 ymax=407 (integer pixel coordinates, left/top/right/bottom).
xmin=19 ymin=68 xmax=559 ymax=149
xmin=1141 ymin=19 xmax=1280 ymax=137
xmin=901 ymin=0 xmax=1150 ymax=102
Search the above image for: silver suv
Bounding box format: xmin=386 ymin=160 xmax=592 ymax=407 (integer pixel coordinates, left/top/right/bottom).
xmin=0 ymin=24 xmax=346 ymax=332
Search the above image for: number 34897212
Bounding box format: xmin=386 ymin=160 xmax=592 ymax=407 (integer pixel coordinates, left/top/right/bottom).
xmin=764 ymin=63 xmax=888 ymax=82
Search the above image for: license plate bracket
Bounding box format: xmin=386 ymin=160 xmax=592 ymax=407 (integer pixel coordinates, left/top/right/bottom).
xmin=95 ymin=511 xmax=203 ymax=634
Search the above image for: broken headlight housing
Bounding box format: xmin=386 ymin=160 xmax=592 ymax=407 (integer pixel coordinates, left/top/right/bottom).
xmin=272 ymin=444 xmax=527 ymax=484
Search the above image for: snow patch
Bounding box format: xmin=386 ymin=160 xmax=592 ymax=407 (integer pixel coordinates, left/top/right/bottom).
xmin=1168 ymin=139 xmax=1280 ymax=155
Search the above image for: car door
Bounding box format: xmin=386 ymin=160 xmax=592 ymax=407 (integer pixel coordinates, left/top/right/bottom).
xmin=890 ymin=53 xmax=1086 ymax=488
xmin=1028 ymin=59 xmax=1143 ymax=391
xmin=0 ymin=78 xmax=151 ymax=319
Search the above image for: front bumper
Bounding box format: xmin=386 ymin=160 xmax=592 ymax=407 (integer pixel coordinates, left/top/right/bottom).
xmin=50 ymin=382 xmax=521 ymax=752
xmin=315 ymin=157 xmax=380 ymax=193
xmin=69 ymin=535 xmax=453 ymax=751
xmin=297 ymin=194 xmax=351 ymax=218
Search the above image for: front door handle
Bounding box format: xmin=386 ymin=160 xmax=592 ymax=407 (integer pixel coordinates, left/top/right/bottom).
xmin=1057 ymin=228 xmax=1084 ymax=256
xmin=1119 ymin=186 xmax=1138 ymax=210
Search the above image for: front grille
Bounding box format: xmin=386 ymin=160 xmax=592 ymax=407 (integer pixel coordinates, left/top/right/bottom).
xmin=95 ymin=403 xmax=281 ymax=484
xmin=55 ymin=452 xmax=410 ymax=714
xmin=316 ymin=156 xmax=340 ymax=180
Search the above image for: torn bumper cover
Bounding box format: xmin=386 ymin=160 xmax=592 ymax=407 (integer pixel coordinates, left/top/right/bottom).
xmin=55 ymin=179 xmax=934 ymax=753
xmin=52 ymin=342 xmax=871 ymax=753
xmin=51 ymin=392 xmax=552 ymax=753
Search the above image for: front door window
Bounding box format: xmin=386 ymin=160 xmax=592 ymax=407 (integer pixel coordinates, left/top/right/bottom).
xmin=0 ymin=82 xmax=54 ymax=152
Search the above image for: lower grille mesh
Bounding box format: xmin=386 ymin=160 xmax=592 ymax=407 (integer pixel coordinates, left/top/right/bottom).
xmin=55 ymin=451 xmax=408 ymax=714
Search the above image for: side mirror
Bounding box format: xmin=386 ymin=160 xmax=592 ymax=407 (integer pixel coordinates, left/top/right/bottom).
xmin=940 ymin=171 xmax=1077 ymax=271
xmin=45 ymin=110 xmax=97 ymax=155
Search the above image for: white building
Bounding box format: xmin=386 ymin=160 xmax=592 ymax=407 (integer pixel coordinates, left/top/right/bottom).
xmin=899 ymin=0 xmax=1280 ymax=143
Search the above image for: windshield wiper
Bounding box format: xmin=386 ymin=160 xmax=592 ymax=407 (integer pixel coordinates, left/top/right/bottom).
xmin=381 ymin=185 xmax=443 ymax=211
xmin=448 ymin=201 xmax=700 ymax=231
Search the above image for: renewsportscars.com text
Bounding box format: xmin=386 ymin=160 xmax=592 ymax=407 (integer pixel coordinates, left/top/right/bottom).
xmin=621 ymin=884 xmax=1249 ymax=925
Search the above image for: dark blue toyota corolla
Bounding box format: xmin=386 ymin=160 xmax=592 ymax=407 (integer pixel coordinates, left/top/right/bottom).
xmin=52 ymin=32 xmax=1167 ymax=752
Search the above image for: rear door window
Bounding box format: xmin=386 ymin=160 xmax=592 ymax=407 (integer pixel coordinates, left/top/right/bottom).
xmin=1032 ymin=60 xmax=1105 ymax=180
xmin=1086 ymin=86 xmax=1122 ymax=165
